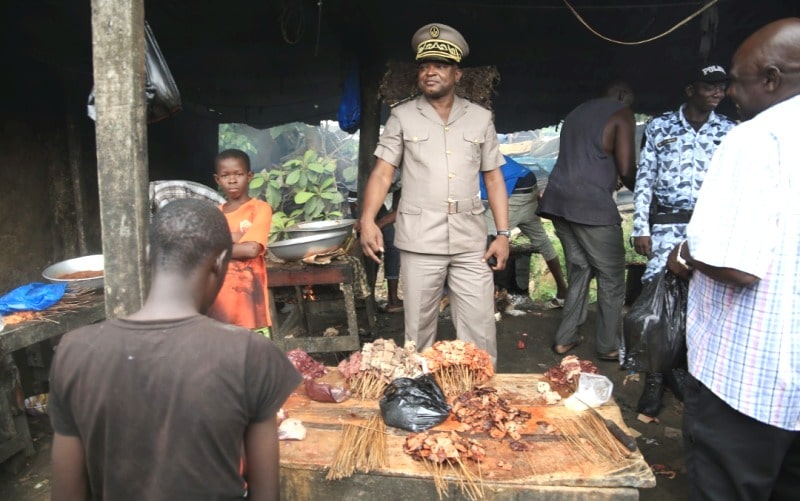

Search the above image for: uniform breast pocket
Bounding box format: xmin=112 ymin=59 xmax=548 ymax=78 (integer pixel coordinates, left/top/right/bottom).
xmin=403 ymin=130 xmax=430 ymax=162
xmin=463 ymin=131 xmax=485 ymax=164
xmin=396 ymin=201 xmax=422 ymax=243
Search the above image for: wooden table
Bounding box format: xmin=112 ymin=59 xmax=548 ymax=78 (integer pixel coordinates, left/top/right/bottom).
xmin=0 ymin=299 xmax=105 ymax=464
xmin=267 ymin=259 xmax=374 ymax=353
xmin=280 ymin=373 xmax=656 ymax=500
xmin=0 ymin=301 xmax=105 ymax=354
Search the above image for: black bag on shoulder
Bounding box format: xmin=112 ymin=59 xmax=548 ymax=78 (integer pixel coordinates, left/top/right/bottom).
xmin=379 ymin=374 xmax=451 ymax=432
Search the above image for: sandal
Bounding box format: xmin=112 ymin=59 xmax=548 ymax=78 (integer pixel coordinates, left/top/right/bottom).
xmin=597 ymin=350 xmax=620 ymax=362
xmin=383 ymin=301 xmax=404 ymax=314
xmin=543 ymin=297 xmax=566 ymax=310
xmin=551 ymin=336 xmax=583 ymax=355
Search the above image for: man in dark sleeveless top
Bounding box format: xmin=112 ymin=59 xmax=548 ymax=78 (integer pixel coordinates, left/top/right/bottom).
xmin=538 ymin=81 xmax=637 ymax=361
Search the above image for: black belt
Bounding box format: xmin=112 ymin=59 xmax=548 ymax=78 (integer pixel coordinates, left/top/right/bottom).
xmin=656 ymin=204 xmax=692 ymax=213
xmin=511 ymin=186 xmax=534 ymax=195
xmin=650 ymin=209 xmax=693 ymax=225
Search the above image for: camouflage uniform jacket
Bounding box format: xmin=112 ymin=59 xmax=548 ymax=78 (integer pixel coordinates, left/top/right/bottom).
xmin=633 ymin=105 xmax=735 ymax=282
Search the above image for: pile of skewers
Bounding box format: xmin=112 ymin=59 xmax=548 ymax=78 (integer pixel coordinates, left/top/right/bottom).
xmin=1 ymin=287 xmax=98 ymax=329
xmin=422 ymin=340 xmax=494 ymax=397
xmin=403 ymin=430 xmax=486 ymax=501
xmin=337 ymin=338 xmax=423 ymax=399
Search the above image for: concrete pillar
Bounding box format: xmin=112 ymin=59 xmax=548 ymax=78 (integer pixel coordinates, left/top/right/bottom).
xmin=90 ymin=0 xmax=148 ymax=318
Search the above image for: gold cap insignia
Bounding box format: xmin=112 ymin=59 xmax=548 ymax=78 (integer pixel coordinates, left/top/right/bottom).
xmin=411 ymin=23 xmax=469 ymax=64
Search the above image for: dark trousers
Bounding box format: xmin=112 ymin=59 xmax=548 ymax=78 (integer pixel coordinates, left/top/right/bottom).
xmin=551 ymin=217 xmax=625 ymax=353
xmin=684 ymin=373 xmax=800 ymax=500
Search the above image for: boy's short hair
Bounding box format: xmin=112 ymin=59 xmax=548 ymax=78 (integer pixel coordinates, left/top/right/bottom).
xmin=150 ymin=199 xmax=232 ymax=272
xmin=216 ymin=149 xmax=251 ymax=172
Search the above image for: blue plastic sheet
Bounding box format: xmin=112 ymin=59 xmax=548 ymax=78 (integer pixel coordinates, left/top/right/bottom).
xmin=0 ymin=282 xmax=67 ymax=316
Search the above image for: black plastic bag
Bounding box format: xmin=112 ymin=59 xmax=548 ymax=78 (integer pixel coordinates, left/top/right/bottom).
xmin=379 ymin=374 xmax=451 ymax=432
xmin=622 ymin=270 xmax=688 ymax=373
xmin=88 ymin=21 xmax=181 ymax=123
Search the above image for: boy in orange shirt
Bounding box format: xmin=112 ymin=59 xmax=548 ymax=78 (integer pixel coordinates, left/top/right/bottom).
xmin=207 ymin=149 xmax=273 ymax=331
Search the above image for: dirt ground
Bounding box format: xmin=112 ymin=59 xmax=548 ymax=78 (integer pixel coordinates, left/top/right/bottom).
xmin=0 ymin=291 xmax=687 ymax=500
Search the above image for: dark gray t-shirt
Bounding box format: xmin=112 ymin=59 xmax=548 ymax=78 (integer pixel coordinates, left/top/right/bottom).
xmin=538 ymin=97 xmax=626 ymax=225
xmin=49 ymin=315 xmax=302 ymax=500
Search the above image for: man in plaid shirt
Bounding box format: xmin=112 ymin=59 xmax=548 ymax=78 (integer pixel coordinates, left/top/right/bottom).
xmin=667 ymin=17 xmax=800 ymax=500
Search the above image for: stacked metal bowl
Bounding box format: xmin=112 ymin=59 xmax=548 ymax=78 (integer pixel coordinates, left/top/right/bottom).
xmin=269 ymin=219 xmax=356 ymax=261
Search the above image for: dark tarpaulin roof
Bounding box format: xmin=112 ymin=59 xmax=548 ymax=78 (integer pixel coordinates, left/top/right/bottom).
xmin=5 ymin=0 xmax=800 ymax=132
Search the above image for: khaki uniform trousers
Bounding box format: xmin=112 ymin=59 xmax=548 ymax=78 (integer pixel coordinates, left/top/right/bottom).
xmin=400 ymin=249 xmax=497 ymax=366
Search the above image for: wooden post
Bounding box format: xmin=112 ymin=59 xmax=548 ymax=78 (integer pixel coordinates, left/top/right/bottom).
xmin=90 ymin=0 xmax=148 ymax=318
xmin=48 ymin=127 xmax=79 ymax=260
xmin=357 ymin=62 xmax=382 ymax=295
xmin=65 ymin=90 xmax=88 ymax=256
xmin=356 ymin=63 xmax=381 ymax=211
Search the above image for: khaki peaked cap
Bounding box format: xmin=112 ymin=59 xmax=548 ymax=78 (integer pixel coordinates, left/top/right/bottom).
xmin=412 ymin=23 xmax=469 ymax=64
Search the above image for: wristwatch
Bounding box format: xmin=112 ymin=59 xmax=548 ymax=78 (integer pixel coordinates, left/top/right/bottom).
xmin=496 ymin=230 xmax=511 ymax=238
xmin=676 ymin=241 xmax=693 ymax=271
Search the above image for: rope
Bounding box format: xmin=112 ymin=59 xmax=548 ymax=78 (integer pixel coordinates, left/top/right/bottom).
xmin=315 ymin=0 xmax=323 ymax=56
xmin=561 ymin=0 xmax=719 ymax=45
xmin=280 ymin=0 xmax=304 ymax=45
xmin=432 ymin=1 xmax=723 ymax=9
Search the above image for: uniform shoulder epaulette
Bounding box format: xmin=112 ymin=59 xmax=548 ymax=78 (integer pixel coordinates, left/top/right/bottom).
xmin=645 ymin=110 xmax=676 ymax=128
xmin=389 ymin=95 xmax=415 ymax=108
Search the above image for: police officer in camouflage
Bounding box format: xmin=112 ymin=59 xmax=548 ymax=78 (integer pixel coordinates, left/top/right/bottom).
xmin=632 ymin=63 xmax=736 ymax=417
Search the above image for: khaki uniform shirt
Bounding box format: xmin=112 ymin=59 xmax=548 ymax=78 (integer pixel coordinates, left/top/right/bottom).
xmin=375 ymin=95 xmax=503 ymax=255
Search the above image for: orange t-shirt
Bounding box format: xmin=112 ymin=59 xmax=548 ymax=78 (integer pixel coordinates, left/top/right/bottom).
xmin=208 ymin=198 xmax=273 ymax=329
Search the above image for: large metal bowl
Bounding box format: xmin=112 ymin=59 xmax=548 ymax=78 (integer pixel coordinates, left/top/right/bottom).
xmin=269 ymin=230 xmax=350 ymax=261
xmin=42 ymin=254 xmax=104 ymax=290
xmin=284 ymin=219 xmax=356 ymax=239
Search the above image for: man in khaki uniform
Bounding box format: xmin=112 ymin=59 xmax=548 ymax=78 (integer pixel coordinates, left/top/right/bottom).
xmin=360 ymin=22 xmax=509 ymax=365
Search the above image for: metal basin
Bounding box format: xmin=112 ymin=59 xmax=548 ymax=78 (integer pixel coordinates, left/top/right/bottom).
xmin=42 ymin=254 xmax=104 ymax=290
xmin=285 ymin=219 xmax=356 ymax=239
xmin=269 ymin=230 xmax=350 ymax=261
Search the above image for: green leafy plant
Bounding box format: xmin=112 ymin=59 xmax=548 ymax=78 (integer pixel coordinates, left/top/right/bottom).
xmin=622 ymin=214 xmax=648 ymax=266
xmin=250 ymin=149 xmax=345 ymax=242
xmin=218 ymin=124 xmax=258 ymax=156
xmin=220 ymin=121 xmax=357 ymax=242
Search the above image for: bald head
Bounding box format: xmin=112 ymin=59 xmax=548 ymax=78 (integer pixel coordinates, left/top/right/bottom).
xmin=728 ymin=17 xmax=800 ymax=120
xmin=603 ymin=80 xmax=634 ymax=107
